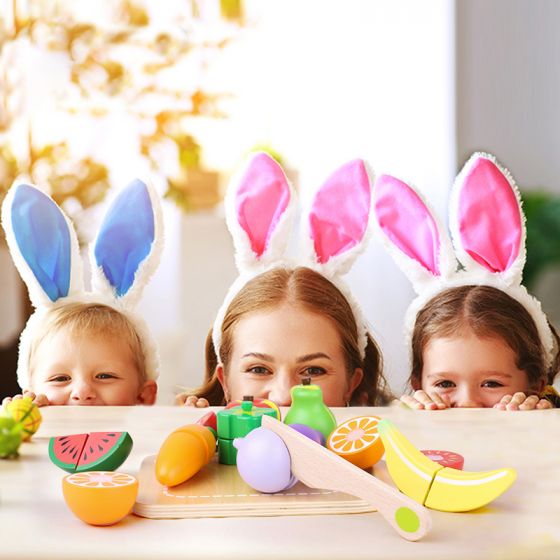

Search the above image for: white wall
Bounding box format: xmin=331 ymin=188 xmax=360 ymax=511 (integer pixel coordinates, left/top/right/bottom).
xmin=0 ymin=0 xmax=458 ymax=402
xmin=456 ymin=0 xmax=560 ymax=330
xmin=174 ymin=0 xmax=457 ymax=399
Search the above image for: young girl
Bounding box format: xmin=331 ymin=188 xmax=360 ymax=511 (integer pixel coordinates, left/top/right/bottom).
xmin=176 ymin=152 xmax=392 ymax=408
xmin=176 ymin=266 xmax=391 ymax=407
xmin=400 ymin=285 xmax=559 ymax=410
xmin=373 ymin=153 xmax=559 ymax=410
xmin=1 ymin=178 xmax=163 ymax=406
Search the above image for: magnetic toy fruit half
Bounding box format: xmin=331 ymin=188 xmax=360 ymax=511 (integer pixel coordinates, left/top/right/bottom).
xmin=378 ymin=419 xmax=516 ymax=512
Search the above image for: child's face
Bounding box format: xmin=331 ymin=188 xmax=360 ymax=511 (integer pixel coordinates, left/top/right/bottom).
xmin=218 ymin=303 xmax=363 ymax=407
xmin=30 ymin=327 xmax=156 ymax=405
xmin=418 ymin=329 xmax=537 ymax=408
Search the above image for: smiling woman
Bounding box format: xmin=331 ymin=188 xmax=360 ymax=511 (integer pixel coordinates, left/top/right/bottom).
xmin=177 ymin=266 xmax=392 ymax=407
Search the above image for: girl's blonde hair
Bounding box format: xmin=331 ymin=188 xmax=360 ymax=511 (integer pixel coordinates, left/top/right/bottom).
xmin=410 ymin=285 xmax=560 ymax=390
xmin=188 ymin=267 xmax=392 ymax=406
xmin=28 ymin=302 xmax=147 ymax=382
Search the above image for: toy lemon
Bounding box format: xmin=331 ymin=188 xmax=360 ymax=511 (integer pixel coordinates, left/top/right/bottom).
xmin=327 ymin=416 xmax=384 ymax=469
xmin=4 ymin=397 xmax=42 ymax=441
xmin=62 ymin=471 xmax=138 ymax=526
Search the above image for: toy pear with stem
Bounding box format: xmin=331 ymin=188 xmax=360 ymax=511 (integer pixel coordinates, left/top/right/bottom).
xmin=284 ymin=378 xmax=337 ymax=441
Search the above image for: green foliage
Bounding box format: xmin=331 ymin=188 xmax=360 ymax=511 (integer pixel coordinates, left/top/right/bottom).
xmin=521 ymin=190 xmax=560 ymax=290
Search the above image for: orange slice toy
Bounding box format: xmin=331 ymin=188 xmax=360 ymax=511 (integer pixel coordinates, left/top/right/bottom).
xmin=62 ymin=471 xmax=138 ymax=526
xmin=327 ymin=415 xmax=384 ymax=469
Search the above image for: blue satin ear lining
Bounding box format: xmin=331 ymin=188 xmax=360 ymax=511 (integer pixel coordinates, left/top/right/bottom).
xmin=11 ymin=184 xmax=71 ymax=302
xmin=94 ymin=179 xmax=154 ymax=297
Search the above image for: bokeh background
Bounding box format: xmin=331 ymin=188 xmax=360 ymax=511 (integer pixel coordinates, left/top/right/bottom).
xmin=1 ymin=0 xmax=559 ymax=402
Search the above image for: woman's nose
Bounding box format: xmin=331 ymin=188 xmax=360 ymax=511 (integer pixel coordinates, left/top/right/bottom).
xmin=267 ymin=375 xmax=293 ymax=407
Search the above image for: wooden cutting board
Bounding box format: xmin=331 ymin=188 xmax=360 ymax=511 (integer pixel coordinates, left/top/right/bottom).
xmin=133 ymin=455 xmax=376 ymax=518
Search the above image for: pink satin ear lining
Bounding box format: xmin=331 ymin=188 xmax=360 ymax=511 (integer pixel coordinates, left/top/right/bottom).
xmin=308 ymin=160 xmax=370 ymax=264
xmin=235 ymin=154 xmax=290 ymax=258
xmin=458 ymin=158 xmax=521 ymax=273
xmin=374 ymin=175 xmax=441 ymax=276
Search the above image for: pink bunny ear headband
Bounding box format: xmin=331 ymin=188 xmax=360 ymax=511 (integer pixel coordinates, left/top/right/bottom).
xmin=372 ymin=152 xmax=554 ymax=368
xmin=212 ymin=152 xmax=375 ymax=361
xmin=2 ymin=178 xmax=164 ymax=389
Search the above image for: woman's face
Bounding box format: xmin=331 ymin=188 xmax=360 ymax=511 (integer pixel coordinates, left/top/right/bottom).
xmin=417 ymin=329 xmax=539 ymax=408
xmin=218 ymin=303 xmax=363 ymax=407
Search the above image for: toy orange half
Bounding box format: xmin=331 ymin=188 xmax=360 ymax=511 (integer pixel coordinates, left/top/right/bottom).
xmin=327 ymin=415 xmax=384 ymax=469
xmin=62 ymin=471 xmax=138 ymax=526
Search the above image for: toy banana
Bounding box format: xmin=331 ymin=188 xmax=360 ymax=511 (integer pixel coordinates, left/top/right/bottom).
xmin=377 ymin=419 xmax=516 ymax=512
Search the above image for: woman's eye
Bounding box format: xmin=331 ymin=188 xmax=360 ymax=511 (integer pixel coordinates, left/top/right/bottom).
xmin=96 ymin=373 xmax=117 ymax=380
xmin=303 ymin=367 xmax=326 ymax=376
xmin=246 ymin=366 xmax=270 ymax=375
xmin=435 ymin=380 xmax=455 ymax=389
xmin=482 ymin=380 xmax=504 ymax=388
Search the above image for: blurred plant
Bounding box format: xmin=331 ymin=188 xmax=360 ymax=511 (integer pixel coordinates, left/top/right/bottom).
xmin=0 ymin=0 xmax=245 ymax=214
xmin=248 ymin=143 xmax=286 ymax=167
xmin=521 ymin=190 xmax=560 ymax=290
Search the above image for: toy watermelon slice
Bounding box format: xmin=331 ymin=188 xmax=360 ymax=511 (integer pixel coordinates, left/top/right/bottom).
xmin=49 ymin=432 xmax=133 ymax=473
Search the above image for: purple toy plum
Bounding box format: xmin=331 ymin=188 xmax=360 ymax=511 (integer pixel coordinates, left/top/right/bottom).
xmin=288 ymin=423 xmax=325 ymax=446
xmin=234 ymin=427 xmax=296 ymax=493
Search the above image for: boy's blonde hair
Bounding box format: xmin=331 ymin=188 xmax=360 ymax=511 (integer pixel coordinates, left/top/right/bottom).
xmin=28 ymin=303 xmax=147 ymax=383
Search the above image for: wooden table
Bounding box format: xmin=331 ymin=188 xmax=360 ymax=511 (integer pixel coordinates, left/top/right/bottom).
xmin=1 ymin=406 xmax=559 ymax=559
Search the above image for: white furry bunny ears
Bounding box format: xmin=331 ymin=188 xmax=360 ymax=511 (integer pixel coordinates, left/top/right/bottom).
xmin=372 ymin=152 xmax=554 ymax=367
xmin=1 ymin=179 xmax=163 ymax=389
xmin=212 ymin=152 xmax=374 ymax=360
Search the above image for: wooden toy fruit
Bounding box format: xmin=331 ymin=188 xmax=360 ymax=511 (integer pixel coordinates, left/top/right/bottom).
xmin=62 ymin=471 xmax=138 ymax=526
xmin=421 ymin=450 xmax=464 ymax=470
xmin=0 ymin=415 xmax=23 ymax=458
xmin=327 ymin=416 xmax=384 ymax=469
xmin=283 ymin=379 xmax=336 ymax=441
xmin=225 ymin=397 xmax=280 ymax=420
xmin=234 ymin=427 xmax=295 ymax=493
xmin=155 ymin=424 xmax=216 ymax=487
xmin=4 ymin=397 xmax=42 ymax=441
xmin=378 ymin=419 xmax=516 ymax=512
xmin=217 ymin=399 xmax=278 ymax=465
xmin=49 ymin=432 xmax=133 ymax=473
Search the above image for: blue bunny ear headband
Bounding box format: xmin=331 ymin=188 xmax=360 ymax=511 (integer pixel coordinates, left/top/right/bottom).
xmin=1 ymin=179 xmax=164 ymax=389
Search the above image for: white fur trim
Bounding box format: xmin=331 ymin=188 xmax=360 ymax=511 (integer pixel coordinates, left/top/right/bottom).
xmin=1 ymin=182 xmax=84 ymax=308
xmin=213 ymin=159 xmax=375 ymax=362
xmin=224 ymin=153 xmax=297 ymax=274
xmin=372 ymin=174 xmax=457 ymax=294
xmin=2 ymin=179 xmax=163 ymax=390
xmin=402 ymin=273 xmax=555 ymax=369
xmin=449 ymin=152 xmax=526 ymax=287
xmin=17 ymin=293 xmax=161 ymax=390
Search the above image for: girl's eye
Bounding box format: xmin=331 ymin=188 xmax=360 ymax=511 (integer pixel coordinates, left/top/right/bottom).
xmin=434 ymin=380 xmax=455 ymax=389
xmin=482 ymin=380 xmax=504 ymax=388
xmin=303 ymin=367 xmax=326 ymax=376
xmin=246 ymin=366 xmax=270 ymax=375
xmin=96 ymin=373 xmax=117 ymax=380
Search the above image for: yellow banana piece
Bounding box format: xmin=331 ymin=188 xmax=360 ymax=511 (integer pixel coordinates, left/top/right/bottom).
xmin=377 ymin=419 xmax=516 ymax=512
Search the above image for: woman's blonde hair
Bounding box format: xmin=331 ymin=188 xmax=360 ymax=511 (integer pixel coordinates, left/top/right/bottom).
xmin=28 ymin=302 xmax=147 ymax=382
xmin=410 ymin=285 xmax=560 ymax=390
xmin=187 ymin=267 xmax=392 ymax=406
